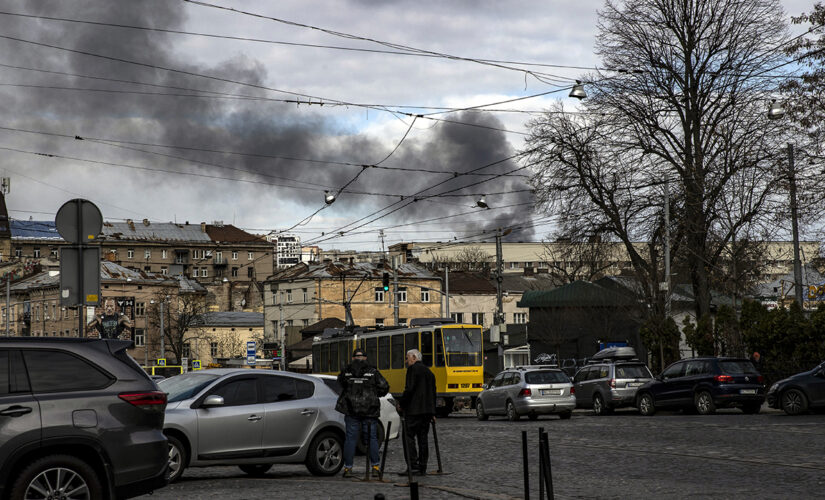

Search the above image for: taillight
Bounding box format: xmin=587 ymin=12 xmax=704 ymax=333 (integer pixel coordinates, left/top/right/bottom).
xmin=518 ymin=388 xmax=532 ymax=397
xmin=609 ymin=379 xmax=616 ymax=389
xmin=715 ymin=375 xmax=733 ymax=383
xmin=570 ymin=386 xmax=575 ymax=395
xmin=119 ymin=391 xmax=168 ymax=410
xmin=757 ymin=376 xmax=764 ymax=384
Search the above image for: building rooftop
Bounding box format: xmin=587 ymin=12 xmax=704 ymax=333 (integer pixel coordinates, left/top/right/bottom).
xmin=10 ymin=261 xmax=177 ymax=292
xmin=10 ymin=220 xmax=62 ymax=240
xmin=192 ymin=311 xmax=264 ymax=327
xmin=268 ymin=261 xmax=440 ymax=281
xmin=11 ymin=220 xmax=268 ymax=244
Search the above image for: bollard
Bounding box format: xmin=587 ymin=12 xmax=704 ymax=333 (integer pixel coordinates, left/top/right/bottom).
xmin=379 ymin=420 xmax=392 ymax=481
xmin=538 ymin=428 xmax=545 ymax=500
xmin=522 ymin=430 xmax=530 ymax=500
xmin=375 ymin=495 xmax=386 ymax=500
xmin=400 ymin=416 xmax=414 ymax=485
xmin=540 ymin=431 xmax=554 ymax=500
xmin=410 ymin=481 xmax=420 ymax=500
xmin=431 ymin=418 xmax=444 ymax=474
xmin=363 ymin=420 xmax=372 ymax=481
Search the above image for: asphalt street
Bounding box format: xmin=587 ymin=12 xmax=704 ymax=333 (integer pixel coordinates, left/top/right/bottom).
xmin=138 ymin=406 xmax=825 ymax=500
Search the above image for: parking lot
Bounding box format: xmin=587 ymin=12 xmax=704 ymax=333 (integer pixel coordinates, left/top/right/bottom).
xmin=138 ymin=406 xmax=825 ymax=500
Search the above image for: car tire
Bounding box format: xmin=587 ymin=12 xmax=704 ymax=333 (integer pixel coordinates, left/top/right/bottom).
xmin=10 ymin=454 xmax=103 ymax=500
xmin=781 ymin=389 xmax=808 ymax=416
xmin=638 ymin=393 xmax=656 ymax=416
xmin=558 ymin=411 xmax=572 ymax=420
xmin=506 ymin=400 xmax=520 ymax=421
xmin=593 ymin=394 xmax=606 ymax=416
xmin=239 ymin=464 xmax=273 ymax=476
xmin=741 ymin=403 xmax=761 ymax=415
xmin=695 ymin=391 xmax=716 ymax=415
xmin=356 ymin=421 xmax=386 ymax=455
xmin=167 ymin=434 xmax=188 ymax=483
xmin=305 ymin=431 xmax=344 ymax=476
xmin=476 ymin=400 xmax=489 ymax=421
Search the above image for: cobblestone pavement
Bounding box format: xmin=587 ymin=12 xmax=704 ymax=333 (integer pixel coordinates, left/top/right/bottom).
xmin=139 ymin=406 xmax=825 ymax=499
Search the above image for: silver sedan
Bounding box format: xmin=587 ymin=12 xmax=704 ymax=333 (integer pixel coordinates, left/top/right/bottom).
xmin=158 ymin=369 xmax=345 ymax=481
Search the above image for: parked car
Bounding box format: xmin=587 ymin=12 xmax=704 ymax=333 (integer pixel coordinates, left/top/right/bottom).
xmin=0 ymin=337 xmax=169 ymax=500
xmin=766 ymin=361 xmax=825 ymax=415
xmin=573 ymin=347 xmax=654 ymax=415
xmin=476 ymin=366 xmax=575 ymax=421
xmin=635 ymin=357 xmax=765 ymax=416
xmin=158 ymin=369 xmax=345 ymax=481
xmin=310 ymin=374 xmax=401 ymax=450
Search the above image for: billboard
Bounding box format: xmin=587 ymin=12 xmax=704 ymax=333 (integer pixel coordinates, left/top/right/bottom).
xmin=86 ymin=296 xmax=134 ymax=340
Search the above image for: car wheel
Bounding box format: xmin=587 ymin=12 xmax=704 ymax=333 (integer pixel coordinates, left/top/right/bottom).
xmin=167 ymin=435 xmax=187 ymax=483
xmin=356 ymin=421 xmax=386 ymax=454
xmin=476 ymin=400 xmax=489 ymax=421
xmin=305 ymin=431 xmax=344 ymax=476
xmin=741 ymin=403 xmax=761 ymax=415
xmin=10 ymin=454 xmax=102 ymax=500
xmin=506 ymin=401 xmax=520 ymax=421
xmin=781 ymin=389 xmax=808 ymax=416
xmin=695 ymin=391 xmax=716 ymax=415
xmin=239 ymin=464 xmax=273 ymax=476
xmin=593 ymin=394 xmax=606 ymax=416
xmin=638 ymin=393 xmax=656 ymax=416
xmin=558 ymin=411 xmax=572 ymax=420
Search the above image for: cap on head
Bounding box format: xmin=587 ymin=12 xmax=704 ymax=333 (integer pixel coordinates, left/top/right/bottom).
xmin=352 ymin=349 xmax=365 ymax=358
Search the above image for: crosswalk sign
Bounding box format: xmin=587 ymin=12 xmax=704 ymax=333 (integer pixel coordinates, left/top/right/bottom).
xmin=157 ymin=358 xmax=166 ymax=367
xmin=192 ymin=360 xmax=202 ymax=370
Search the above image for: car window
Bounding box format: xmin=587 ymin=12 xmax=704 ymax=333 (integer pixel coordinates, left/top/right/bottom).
xmin=719 ymin=360 xmax=759 ymax=375
xmin=598 ymin=366 xmax=609 ymax=379
xmin=159 ymin=373 xmax=220 ymax=403
xmin=512 ymin=374 xmax=521 ymax=385
xmin=9 ymin=350 xmax=29 ymax=393
xmin=23 ymin=350 xmax=112 ymax=393
xmin=573 ymin=367 xmax=589 ymax=382
xmin=502 ymin=372 xmax=515 ymax=386
xmin=615 ymin=365 xmax=651 ymax=379
xmin=261 ymin=376 xmax=316 ymax=403
xmin=490 ymin=373 xmax=505 ymax=388
xmin=210 ymin=377 xmax=258 ymax=406
xmin=662 ymin=362 xmax=685 ymax=379
xmin=685 ymin=360 xmax=711 ymax=376
xmin=0 ymin=350 xmax=8 ymax=395
xmin=525 ymin=370 xmax=568 ymax=384
xmin=321 ymin=377 xmax=342 ymax=395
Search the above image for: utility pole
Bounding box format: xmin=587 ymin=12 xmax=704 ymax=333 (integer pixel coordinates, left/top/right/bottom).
xmin=159 ymin=301 xmax=165 ymax=359
xmin=392 ymin=256 xmax=399 ymax=326
xmin=492 ymin=229 xmax=505 ymax=342
xmin=788 ymin=143 xmax=804 ymax=307
xmin=279 ymin=289 xmax=286 ymax=370
xmin=662 ymin=180 xmax=671 ymax=373
xmin=5 ymin=277 xmax=9 ymax=335
xmin=444 ymin=265 xmax=450 ymax=318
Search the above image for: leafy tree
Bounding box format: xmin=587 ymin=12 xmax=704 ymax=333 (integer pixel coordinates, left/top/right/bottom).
xmin=682 ymin=314 xmax=715 ymax=356
xmin=640 ymin=315 xmax=681 ymax=373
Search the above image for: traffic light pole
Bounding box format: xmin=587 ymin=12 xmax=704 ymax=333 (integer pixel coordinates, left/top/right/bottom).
xmin=393 ymin=257 xmax=400 ymax=326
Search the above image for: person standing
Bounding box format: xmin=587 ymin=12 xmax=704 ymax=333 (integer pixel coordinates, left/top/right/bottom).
xmin=336 ymin=348 xmax=389 ymax=478
xmin=398 ymin=348 xmax=436 ymax=476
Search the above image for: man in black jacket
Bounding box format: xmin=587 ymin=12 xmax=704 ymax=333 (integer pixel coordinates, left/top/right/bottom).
xmin=336 ymin=348 xmax=390 ymax=478
xmin=398 ymin=348 xmax=436 ymax=475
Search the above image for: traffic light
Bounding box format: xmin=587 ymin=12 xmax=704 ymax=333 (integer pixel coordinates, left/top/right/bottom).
xmin=382 ymin=272 xmax=390 ymax=291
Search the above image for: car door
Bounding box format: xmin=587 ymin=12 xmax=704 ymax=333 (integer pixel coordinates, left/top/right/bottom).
xmin=806 ymin=363 xmax=825 ymax=406
xmin=195 ymin=375 xmax=264 ymax=460
xmin=654 ymin=361 xmax=687 ymax=407
xmin=259 ymin=375 xmax=319 ymax=456
xmin=482 ymin=373 xmax=505 ymax=414
xmin=498 ymin=372 xmax=516 ymax=409
xmin=0 ymin=350 xmax=42 ymax=464
xmin=573 ymin=367 xmax=593 ymax=407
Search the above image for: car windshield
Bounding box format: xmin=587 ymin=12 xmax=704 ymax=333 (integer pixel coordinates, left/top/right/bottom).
xmin=525 ymin=371 xmax=569 ymax=384
xmin=615 ymin=365 xmax=652 ymax=379
xmin=158 ymin=372 xmax=220 ymax=403
xmin=719 ymin=360 xmax=759 ymax=375
xmin=442 ymin=327 xmax=482 ymax=367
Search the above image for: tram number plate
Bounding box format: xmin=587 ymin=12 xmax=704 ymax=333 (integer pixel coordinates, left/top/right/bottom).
xmin=740 ymin=389 xmax=756 ymax=394
xmin=541 ymin=389 xmax=562 ymax=396
xmin=461 ymin=383 xmax=470 ymax=388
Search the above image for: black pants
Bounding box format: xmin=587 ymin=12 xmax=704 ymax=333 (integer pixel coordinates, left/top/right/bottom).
xmin=404 ymin=414 xmax=432 ymax=472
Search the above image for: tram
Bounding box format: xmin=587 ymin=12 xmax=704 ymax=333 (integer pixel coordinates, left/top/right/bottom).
xmin=312 ymin=319 xmax=484 ymax=416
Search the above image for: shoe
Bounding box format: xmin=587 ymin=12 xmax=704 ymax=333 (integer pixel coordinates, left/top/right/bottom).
xmin=342 ymin=467 xmax=353 ymax=478
xmin=371 ymin=465 xmax=381 ymax=477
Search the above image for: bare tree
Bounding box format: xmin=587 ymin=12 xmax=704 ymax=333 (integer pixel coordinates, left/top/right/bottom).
xmin=525 ymin=0 xmax=789 ymax=325
xmin=430 ymin=246 xmax=492 ymax=271
xmin=541 ymin=232 xmax=616 ymax=284
xmin=147 ymin=290 xmax=212 ymax=364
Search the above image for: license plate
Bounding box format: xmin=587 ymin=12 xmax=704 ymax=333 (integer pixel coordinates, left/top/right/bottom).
xmin=740 ymin=389 xmax=757 ymax=395
xmin=541 ymin=389 xmax=562 ymax=396
xmin=628 ymin=382 xmax=643 ymax=387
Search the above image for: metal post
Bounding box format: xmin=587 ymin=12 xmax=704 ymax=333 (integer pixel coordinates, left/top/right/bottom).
xmin=76 ymin=201 xmax=84 ymax=338
xmin=538 ymin=427 xmax=545 ymax=500
xmin=540 ymin=432 xmax=554 ymax=500
xmin=522 ymin=430 xmax=530 ymax=500
xmin=379 ymin=421 xmax=392 ymax=481
xmin=5 ymin=277 xmax=10 ymax=335
xmin=788 ymin=143 xmax=804 ymax=306
xmin=444 ymin=265 xmax=450 ymax=318
xmin=363 ymin=420 xmax=371 ymax=481
xmin=392 ymin=256 xmax=399 ymax=325
xmin=662 ymin=179 xmax=671 ymax=373
xmin=495 ymin=229 xmax=504 ymax=326
xmin=159 ymin=301 xmax=165 ymax=359
xmin=279 ymin=290 xmax=285 ymax=371
xmin=400 ymin=417 xmax=414 ymax=485
xmin=431 ymin=419 xmax=443 ymax=473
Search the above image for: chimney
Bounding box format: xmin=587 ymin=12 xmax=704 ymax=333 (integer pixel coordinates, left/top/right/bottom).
xmin=142 ymin=219 xmax=150 ymax=226
xmin=200 ymin=222 xmax=207 ymax=233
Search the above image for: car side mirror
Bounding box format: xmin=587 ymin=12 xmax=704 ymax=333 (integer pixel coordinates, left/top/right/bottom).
xmin=482 ymin=384 xmax=488 ymax=390
xmin=202 ymin=395 xmax=225 ymax=407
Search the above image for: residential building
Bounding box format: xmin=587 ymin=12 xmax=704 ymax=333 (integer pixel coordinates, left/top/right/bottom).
xmin=189 ymin=311 xmax=265 ymax=367
xmin=266 ymin=233 xmax=302 ymax=269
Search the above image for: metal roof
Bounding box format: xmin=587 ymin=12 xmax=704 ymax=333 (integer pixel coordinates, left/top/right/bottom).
xmin=11 ymin=262 xmax=180 ymax=292
xmin=517 ymin=280 xmax=636 ymax=308
xmin=192 ymin=311 xmax=264 ymax=327
xmin=268 ymin=261 xmax=439 ymax=281
xmin=102 ymin=221 xmax=212 ymax=242
xmin=10 ymin=220 xmax=62 ymax=240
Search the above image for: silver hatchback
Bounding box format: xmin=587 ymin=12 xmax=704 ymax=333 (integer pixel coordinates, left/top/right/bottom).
xmin=476 ymin=367 xmax=576 ymax=421
xmin=158 ymin=369 xmax=345 ymax=481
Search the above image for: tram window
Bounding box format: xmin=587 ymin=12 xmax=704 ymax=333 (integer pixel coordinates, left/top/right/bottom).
xmin=366 ymin=337 xmax=378 ymax=367
xmin=378 ymin=336 xmax=391 ymax=370
xmin=329 ymin=342 xmax=339 ymax=372
xmin=320 ymin=344 xmax=329 ymax=373
xmin=435 ymin=329 xmax=445 ymax=367
xmin=421 ymin=331 xmax=433 ymax=367
xmin=312 ymin=345 xmax=321 ymax=373
xmin=339 ymin=340 xmax=350 ymax=369
xmin=391 ymin=335 xmax=405 ymax=369
xmin=405 ymin=332 xmax=418 ymax=353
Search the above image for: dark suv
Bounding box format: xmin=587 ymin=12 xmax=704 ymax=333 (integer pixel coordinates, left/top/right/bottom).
xmin=636 ymin=357 xmax=765 ymax=416
xmin=0 ymin=337 xmax=169 ymax=500
xmin=573 ymin=351 xmax=653 ymax=415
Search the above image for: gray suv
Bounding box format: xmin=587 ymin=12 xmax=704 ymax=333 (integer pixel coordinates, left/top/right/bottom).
xmin=159 ymin=369 xmax=346 ymax=481
xmin=0 ymin=337 xmax=169 ymax=500
xmin=573 ymin=349 xmax=653 ymax=415
xmin=477 ymin=366 xmax=575 ymax=421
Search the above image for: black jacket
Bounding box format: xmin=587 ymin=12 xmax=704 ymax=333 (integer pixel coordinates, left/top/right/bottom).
xmin=335 ymin=360 xmax=390 ymax=418
xmin=399 ymin=361 xmax=436 ymax=416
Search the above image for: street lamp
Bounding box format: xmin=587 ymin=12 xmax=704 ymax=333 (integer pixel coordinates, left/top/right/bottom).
xmin=324 ymin=190 xmax=336 ymax=205
xmin=569 ymin=80 xmax=587 ymax=100
xmin=476 ymin=196 xmax=489 ymax=209
xmin=767 ymin=99 xmax=785 ymax=120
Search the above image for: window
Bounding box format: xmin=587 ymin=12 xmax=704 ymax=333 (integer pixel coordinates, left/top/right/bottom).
xmin=374 ymin=288 xmax=385 ymax=302
xmin=209 ymin=378 xmax=257 ymax=406
xmin=513 ymin=312 xmax=528 ymax=324
xmin=286 ymin=290 xmax=292 ymax=303
xmin=405 ymin=332 xmax=418 ymax=354
xmin=248 ymin=267 xmax=254 ymax=278
xmin=366 ymin=337 xmax=378 ymax=366
xmin=302 ymin=319 xmax=309 ymax=327
xmin=0 ymin=351 xmax=8 ymax=395
xmin=50 ymin=249 xmax=58 ymax=258
xmin=502 ymin=372 xmax=515 ymax=386
xmin=302 ymin=288 xmax=308 ymax=303
xmin=15 ymin=248 xmax=21 ymax=258
xmin=248 ymin=251 xmax=254 ymax=260
xmin=134 ymin=328 xmax=145 ymax=347
xmin=471 ymin=313 xmax=484 ymax=325
xmin=662 ymin=362 xmax=686 ymax=380
xmin=378 ymin=336 xmax=391 ymax=370
xmin=261 ymin=375 xmax=314 ymax=402
xmin=127 ymin=249 xmax=134 ymax=259
xmin=450 ymin=312 xmax=464 ymax=323
xmin=329 ymin=342 xmax=339 ymax=372
xmin=210 ymin=342 xmax=218 ymax=357
xmin=375 ymin=318 xmax=384 ymax=327
xmin=162 ymin=249 xmax=168 ymax=259
xmin=192 ymin=268 xmax=199 ymax=278
xmin=51 ymin=304 xmax=56 ymax=320
xmin=232 ymin=251 xmax=239 ymax=260
xmin=144 ymin=250 xmax=151 ymax=259
xmin=397 ymin=288 xmax=407 ymax=302
xmin=144 ymin=266 xmax=151 ymax=272
xmin=201 ymin=268 xmax=208 ymax=277
xmin=286 ymin=319 xmax=294 ymax=327
xmin=421 ymin=289 xmax=430 ymax=302
xmin=435 ymin=331 xmax=445 ymax=367
xmin=23 ymin=350 xmax=112 ymax=392
xmin=161 ymin=266 xmax=168 ymax=275
xmin=509 ymin=261 xmax=518 ymax=269
xmin=398 ymin=318 xmax=407 ymax=327
xmin=231 ymin=267 xmax=239 ymax=277
xmin=421 ymin=331 xmax=433 ymax=366
xmin=181 ymin=343 xmax=191 ymax=358
xmin=33 ymin=248 xmax=41 ymax=258
xmin=392 ymin=335 xmax=405 ymax=369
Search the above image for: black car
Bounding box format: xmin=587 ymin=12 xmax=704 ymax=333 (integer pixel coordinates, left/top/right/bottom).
xmin=636 ymin=357 xmax=765 ymax=416
xmin=766 ymin=361 xmax=825 ymax=415
xmin=0 ymin=337 xmax=169 ymax=500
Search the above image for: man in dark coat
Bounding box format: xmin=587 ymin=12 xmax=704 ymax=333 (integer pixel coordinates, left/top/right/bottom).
xmin=336 ymin=348 xmax=389 ymax=478
xmin=398 ymin=348 xmax=436 ymax=475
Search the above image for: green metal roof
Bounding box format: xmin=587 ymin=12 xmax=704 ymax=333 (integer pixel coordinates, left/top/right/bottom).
xmin=517 ymin=280 xmax=636 ymax=308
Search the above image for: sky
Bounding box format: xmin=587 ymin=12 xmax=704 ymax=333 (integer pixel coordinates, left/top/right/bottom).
xmin=0 ymin=0 xmax=816 ymax=251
